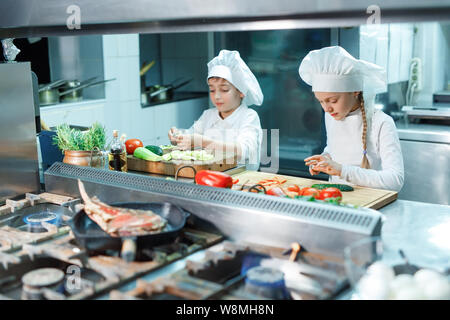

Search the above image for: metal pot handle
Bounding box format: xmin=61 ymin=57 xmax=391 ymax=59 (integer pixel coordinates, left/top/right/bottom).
xmin=59 ymin=78 xmax=116 ymax=96
xmin=175 ymin=165 xmax=197 ymax=182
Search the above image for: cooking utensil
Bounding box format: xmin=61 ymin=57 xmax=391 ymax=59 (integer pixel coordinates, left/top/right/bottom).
xmin=67 ymin=202 xmax=190 ymax=262
xmin=394 ymin=249 xmax=420 ymax=274
xmin=149 ymin=78 xmax=192 ymax=98
xmin=143 ymin=78 xmax=193 ymax=104
xmin=38 ymin=79 xmax=67 ymax=92
xmin=39 ymin=79 xmax=68 ymax=106
xmin=61 ymin=76 xmax=99 ymax=90
xmin=140 ymin=61 xmax=156 ymax=101
xmin=140 ymin=60 xmax=155 ymax=77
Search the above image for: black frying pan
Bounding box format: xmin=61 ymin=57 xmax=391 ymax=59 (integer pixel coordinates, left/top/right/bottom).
xmin=67 ymin=202 xmax=190 ymax=261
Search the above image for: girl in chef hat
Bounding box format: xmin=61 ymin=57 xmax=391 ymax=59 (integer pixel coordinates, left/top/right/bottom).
xmin=168 ymin=49 xmax=264 ymax=170
xmin=299 ymin=46 xmax=404 ymax=191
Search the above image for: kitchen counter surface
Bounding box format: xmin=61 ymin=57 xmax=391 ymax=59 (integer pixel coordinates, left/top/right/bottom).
xmin=99 ymin=197 xmax=450 ymax=300
xmin=395 ymin=119 xmax=450 ymax=144
xmin=339 ymin=199 xmax=450 ymax=299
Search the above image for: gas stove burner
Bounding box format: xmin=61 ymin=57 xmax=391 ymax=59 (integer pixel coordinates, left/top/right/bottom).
xmin=244 ymin=266 xmax=290 ymax=299
xmin=21 ymin=268 xmax=65 ymax=300
xmin=23 ymin=211 xmax=60 ymax=233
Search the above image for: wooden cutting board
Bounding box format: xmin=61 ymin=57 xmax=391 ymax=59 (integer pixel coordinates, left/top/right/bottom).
xmin=230 ymin=171 xmax=397 ymax=210
xmin=127 ymin=154 xmax=238 ymax=178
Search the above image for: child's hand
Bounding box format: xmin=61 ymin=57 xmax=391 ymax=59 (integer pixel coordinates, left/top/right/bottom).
xmin=175 ymin=134 xmax=192 ymax=150
xmin=168 ymin=127 xmax=178 ymax=144
xmin=175 ymin=133 xmax=209 ymax=150
xmin=305 ymin=154 xmax=342 ymax=176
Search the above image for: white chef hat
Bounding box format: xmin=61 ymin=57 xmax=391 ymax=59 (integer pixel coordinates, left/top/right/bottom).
xmin=207 ymin=50 xmax=264 ymax=106
xmin=298 ymin=46 xmax=386 ymax=95
xmin=299 ymin=46 xmax=387 ymax=133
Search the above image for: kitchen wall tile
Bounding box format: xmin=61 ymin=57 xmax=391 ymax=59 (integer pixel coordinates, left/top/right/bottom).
xmin=126 ymin=34 xmax=140 ymax=56
xmin=117 ymin=34 xmax=129 ymax=57
xmin=130 ymin=103 xmax=156 ymax=144
xmin=103 ymin=57 xmax=122 ymax=102
xmin=103 ymin=100 xmax=122 ymax=138
xmin=117 ymin=56 xmax=140 ymax=101
xmin=102 ymin=35 xmax=118 ymax=58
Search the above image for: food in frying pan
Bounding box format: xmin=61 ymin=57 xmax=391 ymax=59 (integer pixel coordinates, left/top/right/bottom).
xmin=77 ymin=179 xmax=167 ymax=236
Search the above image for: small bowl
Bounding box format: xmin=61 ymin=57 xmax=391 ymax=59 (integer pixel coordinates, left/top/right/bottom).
xmin=23 ymin=211 xmax=61 ymax=233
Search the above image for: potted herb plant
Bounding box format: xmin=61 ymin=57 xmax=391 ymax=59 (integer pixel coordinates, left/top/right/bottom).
xmin=53 ymin=122 xmax=108 ymax=168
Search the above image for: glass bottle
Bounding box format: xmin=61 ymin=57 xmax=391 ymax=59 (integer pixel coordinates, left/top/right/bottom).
xmin=108 ymin=130 xmax=128 ymax=172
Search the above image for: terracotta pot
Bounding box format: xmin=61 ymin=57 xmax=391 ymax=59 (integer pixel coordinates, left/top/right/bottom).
xmin=63 ymin=150 xmax=105 ymax=168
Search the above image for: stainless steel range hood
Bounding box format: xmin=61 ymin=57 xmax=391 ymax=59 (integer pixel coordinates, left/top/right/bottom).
xmin=1 ymin=0 xmax=450 ymax=37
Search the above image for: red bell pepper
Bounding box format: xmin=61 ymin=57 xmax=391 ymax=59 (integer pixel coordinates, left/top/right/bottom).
xmin=195 ymin=170 xmax=233 ymax=188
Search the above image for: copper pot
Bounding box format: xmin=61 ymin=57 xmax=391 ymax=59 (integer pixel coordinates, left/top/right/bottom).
xmin=63 ymin=150 xmax=105 ymax=168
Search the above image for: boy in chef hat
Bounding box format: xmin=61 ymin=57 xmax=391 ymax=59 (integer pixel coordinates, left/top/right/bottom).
xmin=299 ymin=46 xmax=404 ymax=191
xmin=168 ymin=49 xmax=264 ymax=170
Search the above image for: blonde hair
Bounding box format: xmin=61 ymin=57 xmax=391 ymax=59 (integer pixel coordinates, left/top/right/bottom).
xmin=359 ymin=93 xmax=370 ymax=169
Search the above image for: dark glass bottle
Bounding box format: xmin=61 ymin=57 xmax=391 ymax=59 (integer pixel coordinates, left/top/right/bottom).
xmin=108 ymin=130 xmax=127 ymax=172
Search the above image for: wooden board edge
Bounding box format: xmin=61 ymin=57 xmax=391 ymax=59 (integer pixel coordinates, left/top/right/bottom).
xmin=363 ymin=191 xmax=398 ymax=210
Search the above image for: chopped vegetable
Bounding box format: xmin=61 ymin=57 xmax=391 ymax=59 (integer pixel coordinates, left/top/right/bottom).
xmin=257 ymin=176 xmax=287 ymax=187
xmin=162 ymin=153 xmax=172 ymax=161
xmin=133 ymin=147 xmax=162 ymax=161
xmin=160 ymin=144 xmax=176 ymax=150
xmin=311 ymin=184 xmax=354 ymax=192
xmin=289 ymin=195 xmax=357 ymax=208
xmin=169 ymin=150 xmax=214 ymax=161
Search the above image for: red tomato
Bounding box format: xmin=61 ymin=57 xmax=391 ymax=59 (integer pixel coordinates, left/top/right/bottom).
xmin=125 ymin=139 xmax=143 ymax=155
xmin=287 ymin=185 xmax=301 ymax=193
xmin=318 ymin=187 xmax=343 ymax=200
xmin=300 ymin=187 xmax=320 ymax=199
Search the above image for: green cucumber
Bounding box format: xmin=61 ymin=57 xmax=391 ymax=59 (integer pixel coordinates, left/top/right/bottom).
xmin=145 ymin=145 xmax=163 ymax=156
xmin=311 ymin=183 xmax=354 ymax=192
xmin=133 ymin=147 xmax=162 ymax=161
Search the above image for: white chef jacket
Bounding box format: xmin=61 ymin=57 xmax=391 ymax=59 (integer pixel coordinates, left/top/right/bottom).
xmin=188 ymin=103 xmax=263 ymax=171
xmin=323 ymin=108 xmax=404 ymax=191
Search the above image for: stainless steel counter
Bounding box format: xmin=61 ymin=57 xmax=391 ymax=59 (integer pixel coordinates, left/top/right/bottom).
xmin=379 ymin=199 xmax=450 ymax=271
xmin=338 ymin=199 xmax=450 ymax=299
xmin=99 ymin=198 xmax=450 ymax=300
xmin=396 ymin=120 xmax=450 ymax=144
xmin=394 ymin=120 xmax=450 ymax=205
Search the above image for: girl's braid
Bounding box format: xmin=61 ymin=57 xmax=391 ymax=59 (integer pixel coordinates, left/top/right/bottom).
xmin=359 ymin=93 xmax=370 ymax=169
